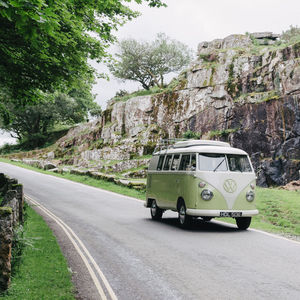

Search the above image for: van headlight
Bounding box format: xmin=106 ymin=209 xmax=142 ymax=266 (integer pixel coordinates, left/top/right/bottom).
xmin=201 ymin=189 xmax=213 ymax=201
xmin=246 ymin=190 xmax=255 ymax=202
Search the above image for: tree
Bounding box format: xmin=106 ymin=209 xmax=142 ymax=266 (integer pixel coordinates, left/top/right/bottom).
xmin=0 ymin=0 xmax=166 ymax=144
xmin=109 ymin=33 xmax=193 ymax=90
xmin=0 ymin=87 xmax=101 ymax=147
xmin=0 ymin=0 xmax=166 ymax=103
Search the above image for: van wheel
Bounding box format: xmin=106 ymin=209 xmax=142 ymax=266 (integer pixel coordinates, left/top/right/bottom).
xmin=236 ymin=217 xmax=251 ymax=230
xmin=150 ymin=200 xmax=163 ymax=220
xmin=178 ymin=202 xmax=192 ymax=228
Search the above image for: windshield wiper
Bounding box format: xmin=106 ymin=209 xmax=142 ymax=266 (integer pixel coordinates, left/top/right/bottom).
xmin=213 ymin=158 xmax=225 ymax=172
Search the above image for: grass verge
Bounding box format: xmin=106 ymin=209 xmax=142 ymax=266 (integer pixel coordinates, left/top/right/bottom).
xmin=215 ymin=187 xmax=300 ymax=237
xmin=0 ymin=204 xmax=75 ymax=299
xmin=1 ymin=158 xmax=299 ymax=237
xmin=250 ymin=188 xmax=300 ymax=236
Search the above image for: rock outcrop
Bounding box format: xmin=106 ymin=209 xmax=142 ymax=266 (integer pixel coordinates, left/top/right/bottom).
xmin=13 ymin=33 xmax=300 ymax=187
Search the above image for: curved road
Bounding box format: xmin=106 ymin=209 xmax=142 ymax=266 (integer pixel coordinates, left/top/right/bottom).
xmin=1 ymin=162 xmax=300 ymax=300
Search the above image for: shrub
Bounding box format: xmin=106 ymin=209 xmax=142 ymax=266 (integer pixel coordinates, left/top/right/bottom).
xmin=281 ymin=25 xmax=300 ymax=43
xmin=183 ymin=130 xmax=201 ymax=139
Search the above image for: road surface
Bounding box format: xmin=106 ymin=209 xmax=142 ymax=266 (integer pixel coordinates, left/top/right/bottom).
xmin=1 ymin=162 xmax=300 ymax=300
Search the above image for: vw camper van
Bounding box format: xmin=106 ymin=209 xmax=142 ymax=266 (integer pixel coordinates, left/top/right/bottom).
xmin=145 ymin=140 xmax=258 ymax=229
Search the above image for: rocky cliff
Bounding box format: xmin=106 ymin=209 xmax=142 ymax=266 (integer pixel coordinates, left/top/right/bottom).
xmin=18 ymin=32 xmax=300 ymax=187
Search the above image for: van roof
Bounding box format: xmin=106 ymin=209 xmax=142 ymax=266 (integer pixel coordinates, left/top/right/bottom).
xmin=173 ymin=140 xmax=230 ymax=148
xmin=154 ymin=145 xmax=248 ymax=156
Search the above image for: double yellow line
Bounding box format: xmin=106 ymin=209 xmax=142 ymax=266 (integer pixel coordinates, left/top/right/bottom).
xmin=26 ymin=195 xmax=118 ymax=300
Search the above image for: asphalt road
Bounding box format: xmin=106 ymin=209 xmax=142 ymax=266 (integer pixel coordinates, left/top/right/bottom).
xmin=1 ymin=162 xmax=300 ymax=300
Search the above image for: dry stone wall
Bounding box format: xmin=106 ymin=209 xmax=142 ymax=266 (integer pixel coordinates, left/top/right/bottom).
xmin=0 ymin=173 xmax=24 ymax=291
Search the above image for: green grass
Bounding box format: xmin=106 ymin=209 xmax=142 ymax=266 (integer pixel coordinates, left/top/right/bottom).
xmin=112 ymin=86 xmax=164 ymax=103
xmin=252 ymin=187 xmax=300 ymax=235
xmin=1 ymin=158 xmax=299 ymax=236
xmin=0 ymin=204 xmax=75 ymax=299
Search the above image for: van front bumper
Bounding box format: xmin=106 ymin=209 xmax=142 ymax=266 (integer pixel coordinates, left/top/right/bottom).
xmin=186 ymin=209 xmax=259 ymax=217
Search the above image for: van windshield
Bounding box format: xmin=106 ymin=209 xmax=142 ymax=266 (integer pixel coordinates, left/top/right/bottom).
xmin=198 ymin=153 xmax=252 ymax=172
xmin=199 ymin=154 xmax=227 ymax=172
xmin=227 ymin=154 xmax=252 ymax=172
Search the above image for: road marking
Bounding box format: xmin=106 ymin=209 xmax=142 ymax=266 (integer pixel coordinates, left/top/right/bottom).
xmin=214 ymin=220 xmax=300 ymax=245
xmin=26 ymin=195 xmax=118 ymax=300
xmin=249 ymin=228 xmax=300 ymax=245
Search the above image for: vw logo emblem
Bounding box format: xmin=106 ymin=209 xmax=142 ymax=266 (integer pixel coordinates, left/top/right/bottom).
xmin=223 ymin=179 xmax=237 ymax=193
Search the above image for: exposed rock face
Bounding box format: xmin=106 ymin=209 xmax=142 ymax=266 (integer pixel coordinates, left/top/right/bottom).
xmin=52 ymin=33 xmax=300 ymax=186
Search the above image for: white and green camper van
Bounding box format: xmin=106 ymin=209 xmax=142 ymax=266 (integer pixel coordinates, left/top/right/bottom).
xmin=145 ymin=140 xmax=258 ymax=229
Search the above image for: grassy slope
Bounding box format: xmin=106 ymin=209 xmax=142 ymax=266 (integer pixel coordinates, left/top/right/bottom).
xmin=1 ymin=205 xmax=75 ymax=299
xmin=253 ymin=188 xmax=300 ymax=235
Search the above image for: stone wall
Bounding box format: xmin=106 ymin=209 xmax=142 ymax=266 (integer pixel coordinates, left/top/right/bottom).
xmin=0 ymin=174 xmax=24 ymax=291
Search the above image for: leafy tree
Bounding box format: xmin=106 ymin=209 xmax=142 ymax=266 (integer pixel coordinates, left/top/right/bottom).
xmin=0 ymin=0 xmax=166 ymax=103
xmin=0 ymin=0 xmax=166 ymax=144
xmin=109 ymin=33 xmax=193 ymax=90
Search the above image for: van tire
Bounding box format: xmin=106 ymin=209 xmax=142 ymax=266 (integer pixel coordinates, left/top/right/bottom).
xmin=236 ymin=217 xmax=251 ymax=230
xmin=150 ymin=200 xmax=163 ymax=220
xmin=178 ymin=201 xmax=192 ymax=229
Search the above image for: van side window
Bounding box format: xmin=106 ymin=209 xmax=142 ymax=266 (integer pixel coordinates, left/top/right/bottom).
xmin=171 ymin=154 xmax=180 ymax=171
xmin=179 ymin=154 xmax=190 ymax=170
xmin=157 ymin=155 xmax=165 ymax=171
xmin=163 ymin=155 xmax=173 ymax=171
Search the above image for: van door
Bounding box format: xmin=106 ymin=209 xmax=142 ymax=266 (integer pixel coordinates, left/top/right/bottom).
xmin=165 ymin=154 xmax=181 ymax=209
xmin=151 ymin=155 xmax=165 ymax=206
xmin=158 ymin=154 xmax=173 ymax=208
xmin=177 ymin=154 xmax=190 ymax=205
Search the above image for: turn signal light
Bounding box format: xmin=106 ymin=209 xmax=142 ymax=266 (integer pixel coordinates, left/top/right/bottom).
xmin=199 ymin=182 xmax=206 ymax=188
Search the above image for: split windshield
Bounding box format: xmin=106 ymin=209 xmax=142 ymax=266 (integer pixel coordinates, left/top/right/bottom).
xmin=198 ymin=153 xmax=252 ymax=172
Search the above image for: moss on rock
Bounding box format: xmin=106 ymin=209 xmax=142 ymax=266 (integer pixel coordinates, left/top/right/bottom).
xmin=0 ymin=207 xmax=12 ymax=216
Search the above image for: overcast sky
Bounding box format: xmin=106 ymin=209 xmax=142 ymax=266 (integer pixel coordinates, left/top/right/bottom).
xmin=93 ymin=0 xmax=300 ymax=108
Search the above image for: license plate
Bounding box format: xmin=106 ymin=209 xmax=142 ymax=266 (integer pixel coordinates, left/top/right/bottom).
xmin=220 ymin=212 xmax=242 ymax=217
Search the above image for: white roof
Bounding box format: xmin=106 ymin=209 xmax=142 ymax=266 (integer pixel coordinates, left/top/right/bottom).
xmin=173 ymin=139 xmax=230 ymax=148
xmin=154 ymin=139 xmax=248 ymax=156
